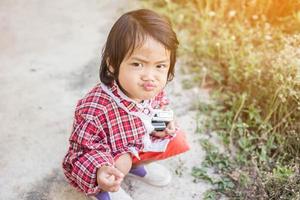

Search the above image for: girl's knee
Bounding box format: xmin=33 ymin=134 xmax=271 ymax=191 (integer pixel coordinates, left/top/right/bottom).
xmin=114 ymin=153 xmax=132 ymax=175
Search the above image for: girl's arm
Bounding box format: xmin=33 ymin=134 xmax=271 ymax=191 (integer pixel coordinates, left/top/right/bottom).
xmin=67 ymin=113 xmax=116 ymax=195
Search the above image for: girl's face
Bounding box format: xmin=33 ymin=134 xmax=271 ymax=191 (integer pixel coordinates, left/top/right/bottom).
xmin=112 ymin=37 xmax=171 ymax=103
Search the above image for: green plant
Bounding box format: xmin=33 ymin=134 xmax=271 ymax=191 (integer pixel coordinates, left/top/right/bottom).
xmin=143 ymin=0 xmax=300 ymax=199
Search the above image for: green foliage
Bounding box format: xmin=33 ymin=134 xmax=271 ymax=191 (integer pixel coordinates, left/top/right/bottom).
xmin=192 ymin=166 xmax=214 ymax=184
xmin=264 ymin=166 xmax=300 ymax=200
xmin=272 ymin=165 xmax=294 ymax=181
xmin=200 ymin=139 xmax=231 ymax=171
xmin=143 ymin=0 xmax=300 ymax=199
xmin=203 ymin=190 xmax=219 ymax=200
xmin=196 ymin=100 xmax=299 ymax=199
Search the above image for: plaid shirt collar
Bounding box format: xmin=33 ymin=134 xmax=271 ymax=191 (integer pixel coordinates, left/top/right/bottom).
xmin=105 ymin=80 xmax=152 ymax=113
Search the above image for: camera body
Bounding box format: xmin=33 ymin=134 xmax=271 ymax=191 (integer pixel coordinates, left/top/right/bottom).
xmin=151 ymin=109 xmax=173 ymax=131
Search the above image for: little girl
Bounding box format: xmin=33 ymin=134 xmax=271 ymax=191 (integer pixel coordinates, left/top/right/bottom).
xmin=62 ymin=9 xmax=190 ymax=200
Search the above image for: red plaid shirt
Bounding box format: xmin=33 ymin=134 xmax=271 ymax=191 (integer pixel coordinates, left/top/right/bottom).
xmin=62 ymin=81 xmax=170 ymax=195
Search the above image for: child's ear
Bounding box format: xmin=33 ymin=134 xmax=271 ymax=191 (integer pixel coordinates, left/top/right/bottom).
xmin=106 ymin=58 xmax=114 ymax=73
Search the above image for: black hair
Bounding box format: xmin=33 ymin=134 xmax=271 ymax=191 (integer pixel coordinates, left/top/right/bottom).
xmin=99 ymin=9 xmax=179 ymax=85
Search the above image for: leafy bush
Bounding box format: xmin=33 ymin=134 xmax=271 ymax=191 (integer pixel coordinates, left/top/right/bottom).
xmin=143 ymin=0 xmax=300 ymax=199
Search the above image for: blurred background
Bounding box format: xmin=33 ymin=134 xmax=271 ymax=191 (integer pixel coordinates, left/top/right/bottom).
xmin=143 ymin=0 xmax=300 ymax=199
xmin=0 ymin=0 xmax=136 ymax=199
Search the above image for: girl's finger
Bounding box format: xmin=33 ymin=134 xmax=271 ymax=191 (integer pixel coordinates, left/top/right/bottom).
xmin=107 ymin=167 xmax=124 ymax=179
xmin=152 ymin=131 xmax=167 ymax=137
xmin=167 ymin=121 xmax=175 ymax=130
xmin=165 ymin=128 xmax=176 ymax=136
xmin=104 ymin=178 xmax=122 ymax=190
xmin=100 ymin=174 xmax=122 ymax=188
xmin=109 ymin=185 xmax=121 ymax=192
xmin=100 ymin=176 xmax=115 ymax=187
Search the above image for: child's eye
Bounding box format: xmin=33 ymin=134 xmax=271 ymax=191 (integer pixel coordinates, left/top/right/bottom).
xmin=131 ymin=63 xmax=143 ymax=68
xmin=156 ymin=64 xmax=167 ymax=69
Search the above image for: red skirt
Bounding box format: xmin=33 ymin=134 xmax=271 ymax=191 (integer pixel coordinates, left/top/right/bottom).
xmin=132 ymin=130 xmax=190 ymax=165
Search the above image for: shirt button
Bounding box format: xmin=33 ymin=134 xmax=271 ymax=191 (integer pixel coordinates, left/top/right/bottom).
xmin=143 ymin=108 xmax=150 ymax=114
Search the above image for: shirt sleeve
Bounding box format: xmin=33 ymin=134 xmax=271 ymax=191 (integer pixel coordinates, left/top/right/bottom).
xmin=69 ymin=113 xmax=114 ymax=195
xmin=160 ymin=90 xmax=170 ymax=108
xmin=154 ymin=90 xmax=170 ymax=109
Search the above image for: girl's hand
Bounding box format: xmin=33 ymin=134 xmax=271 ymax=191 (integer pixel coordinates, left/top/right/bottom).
xmin=96 ymin=165 xmax=124 ymax=192
xmin=152 ymin=120 xmax=177 ymax=138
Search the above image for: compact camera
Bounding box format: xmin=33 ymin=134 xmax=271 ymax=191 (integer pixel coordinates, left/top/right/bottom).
xmin=151 ymin=109 xmax=173 ymax=131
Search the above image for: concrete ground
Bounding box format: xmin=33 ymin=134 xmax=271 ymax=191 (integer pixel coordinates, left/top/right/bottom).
xmin=0 ymin=1 xmax=211 ymax=199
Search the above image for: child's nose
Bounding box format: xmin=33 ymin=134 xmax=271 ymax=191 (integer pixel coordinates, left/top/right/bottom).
xmin=141 ymin=68 xmax=155 ymax=81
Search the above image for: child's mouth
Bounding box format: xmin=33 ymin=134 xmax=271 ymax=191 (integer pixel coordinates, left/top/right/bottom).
xmin=142 ymin=83 xmax=156 ymax=91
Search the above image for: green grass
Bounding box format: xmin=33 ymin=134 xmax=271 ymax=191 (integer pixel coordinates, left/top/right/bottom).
xmin=143 ymin=0 xmax=300 ymax=199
